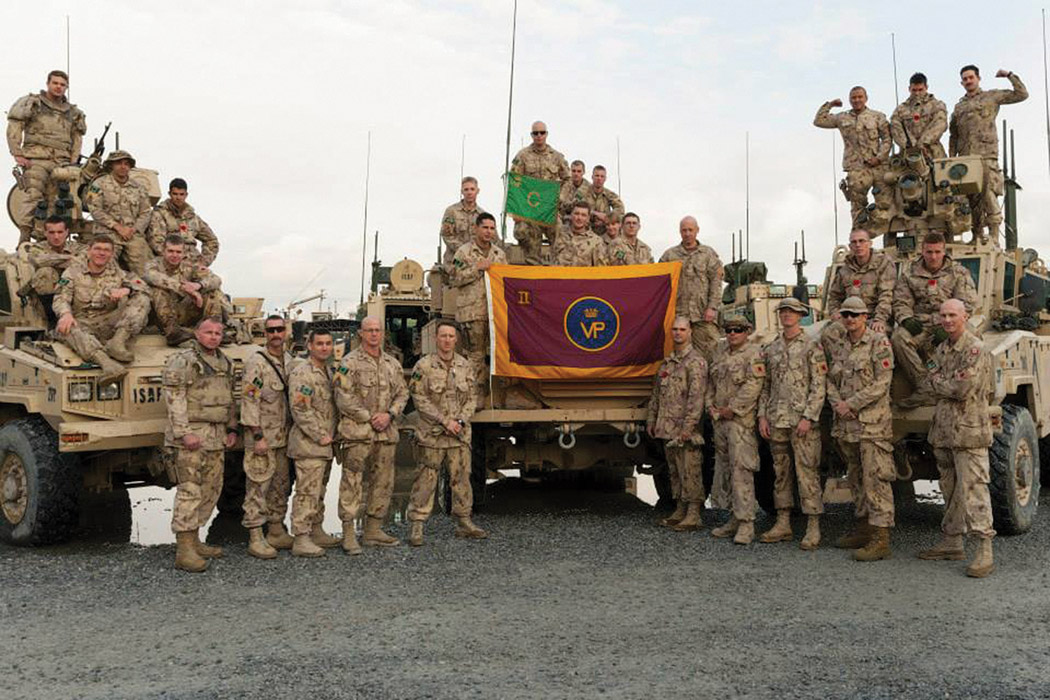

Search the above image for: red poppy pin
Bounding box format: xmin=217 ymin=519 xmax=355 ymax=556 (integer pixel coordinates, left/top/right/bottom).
xmin=853 ymin=279 xmax=861 ymax=287
xmin=928 ymin=279 xmax=937 ymax=286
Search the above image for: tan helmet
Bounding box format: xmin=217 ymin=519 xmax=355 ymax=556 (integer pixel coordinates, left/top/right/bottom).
xmin=839 ymin=297 xmax=869 ymax=315
xmin=103 ymin=150 xmax=136 ymax=171
xmin=776 ymin=297 xmax=809 ymax=317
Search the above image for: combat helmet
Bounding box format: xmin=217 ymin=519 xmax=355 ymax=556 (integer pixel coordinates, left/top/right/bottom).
xmin=103 ymin=149 xmax=136 ymax=171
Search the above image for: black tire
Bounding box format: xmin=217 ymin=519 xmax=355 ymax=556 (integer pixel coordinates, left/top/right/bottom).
xmin=754 ymin=439 xmax=776 ymax=515
xmin=216 ymin=450 xmax=246 ymax=516
xmin=0 ymin=416 xmax=81 ymax=546
xmin=469 ymin=428 xmax=488 ymax=512
xmin=989 ymin=404 xmax=1040 ymax=535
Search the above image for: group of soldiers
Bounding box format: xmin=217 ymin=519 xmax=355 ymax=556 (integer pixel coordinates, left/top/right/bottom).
xmin=164 ymin=314 xmax=488 ymax=573
xmin=814 ymin=65 xmax=1027 ymax=241
xmin=8 ymin=70 xmax=231 ymax=386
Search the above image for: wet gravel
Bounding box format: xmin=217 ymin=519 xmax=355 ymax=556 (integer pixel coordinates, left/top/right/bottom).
xmin=3 ymin=480 xmax=1050 ymax=700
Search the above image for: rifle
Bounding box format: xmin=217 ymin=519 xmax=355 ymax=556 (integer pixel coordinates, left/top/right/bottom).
xmin=79 ymin=121 xmax=111 ymax=164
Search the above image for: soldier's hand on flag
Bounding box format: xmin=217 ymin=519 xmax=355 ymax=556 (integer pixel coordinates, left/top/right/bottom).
xmin=477 ymin=259 xmax=492 ymax=271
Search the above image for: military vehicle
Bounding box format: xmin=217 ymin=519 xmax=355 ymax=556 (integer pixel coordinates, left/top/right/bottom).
xmin=0 ymin=155 xmax=259 ymax=546
xmin=819 ymin=124 xmax=1046 ymax=534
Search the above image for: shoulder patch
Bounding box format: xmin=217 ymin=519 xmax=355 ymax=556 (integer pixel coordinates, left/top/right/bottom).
xmin=752 ymin=362 xmax=766 ymax=377
xmin=58 ymin=277 xmax=70 ymax=285
xmin=252 ymin=376 xmax=263 ymax=388
xmin=337 ymin=365 xmax=349 ymax=374
xmin=616 ymin=250 xmax=626 ymax=260
xmin=442 ymin=216 xmax=455 ymax=224
xmin=412 ymin=370 xmax=422 ymax=380
xmin=970 ymin=347 xmax=980 ymax=356
xmin=298 ymin=385 xmax=313 ymax=396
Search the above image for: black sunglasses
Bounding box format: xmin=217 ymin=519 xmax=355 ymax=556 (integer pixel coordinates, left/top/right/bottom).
xmin=531 ymin=130 xmax=547 ymax=136
xmin=725 ymin=327 xmax=749 ymax=334
xmin=839 ymin=312 xmax=863 ymax=319
xmin=265 ymin=326 xmax=286 ymax=333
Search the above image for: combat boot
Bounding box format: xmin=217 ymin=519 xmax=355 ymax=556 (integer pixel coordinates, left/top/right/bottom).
xmin=341 ymin=523 xmax=362 ymax=555
xmin=174 ymin=530 xmax=208 ymax=573
xmin=760 ymin=509 xmax=793 ymax=543
xmin=247 ymin=527 xmax=278 ymax=560
xmin=671 ymin=502 xmax=703 ymax=532
xmin=292 ymin=533 xmax=325 ymax=558
xmin=733 ymin=521 xmax=754 ymax=545
xmin=834 ymin=519 xmax=873 ymax=549
xmin=659 ymin=501 xmax=687 ymax=528
xmin=92 ymin=352 xmax=128 ymax=387
xmin=917 ymin=534 xmax=965 ymax=561
xmin=711 ymin=516 xmax=740 ymax=538
xmin=266 ymin=522 xmax=294 ymax=550
xmin=455 ymin=516 xmax=488 ymax=539
xmin=310 ymin=523 xmax=341 ymax=548
xmin=965 ymin=537 xmax=995 ymax=578
xmin=104 ymin=328 xmax=135 ymax=363
xmin=853 ymin=526 xmax=892 ymax=562
xmin=408 ymin=521 xmax=424 ymax=547
xmin=194 ymin=531 xmax=224 ymax=559
xmin=362 ymin=516 xmax=400 ymax=547
xmin=799 ymin=515 xmax=821 ymax=551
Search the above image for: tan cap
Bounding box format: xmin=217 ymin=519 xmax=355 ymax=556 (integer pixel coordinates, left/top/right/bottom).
xmin=103 ymin=149 xmax=136 ymax=170
xmin=840 ymin=297 xmax=869 ymax=314
xmin=776 ymin=297 xmax=809 ymax=316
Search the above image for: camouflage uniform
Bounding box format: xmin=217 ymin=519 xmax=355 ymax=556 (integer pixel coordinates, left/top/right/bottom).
xmin=706 ymin=339 xmax=765 ymax=521
xmin=890 ymin=93 xmax=948 ymax=158
xmin=826 ymin=327 xmax=896 ymax=528
xmin=559 ymin=177 xmax=590 ymax=220
xmin=333 ymin=346 xmax=409 ymax=523
xmin=239 ymin=348 xmax=295 ymax=530
xmin=53 ymin=259 xmax=150 ymax=361
xmin=450 ymin=240 xmax=507 ymax=390
xmin=928 ymin=330 xmax=995 ymax=539
xmin=85 ymin=172 xmax=154 ymax=274
xmin=439 ymin=200 xmax=487 ymax=271
xmin=758 ymin=332 xmax=827 ymax=515
xmin=891 ymin=256 xmax=978 ymax=385
xmin=648 ymin=346 xmax=708 ymax=506
xmin=813 ymin=103 xmax=891 ymax=220
xmin=551 ymin=228 xmax=608 ymax=267
xmin=6 ymin=91 xmax=86 ymax=237
xmin=163 ymin=342 xmax=234 ymax=533
xmin=823 ymin=249 xmax=896 ymax=350
xmin=23 ymin=239 xmax=83 ymax=295
xmin=659 ymin=243 xmax=723 ymax=361
xmin=573 ymin=183 xmax=625 ymax=236
xmin=141 ymin=257 xmax=224 ymax=336
xmin=148 ymin=198 xmax=220 ymax=266
xmin=287 ymin=361 xmax=337 ymax=536
xmin=607 ymin=236 xmax=654 ymax=266
xmin=949 ymin=73 xmax=1028 ymax=236
xmin=510 ymin=144 xmax=570 ymax=265
xmin=407 ymin=352 xmax=477 ymax=521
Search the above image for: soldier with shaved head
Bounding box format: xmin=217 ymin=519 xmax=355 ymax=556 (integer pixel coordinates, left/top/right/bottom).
xmin=659 ymin=216 xmax=724 ymax=362
xmin=510 ymin=120 xmax=570 ymax=265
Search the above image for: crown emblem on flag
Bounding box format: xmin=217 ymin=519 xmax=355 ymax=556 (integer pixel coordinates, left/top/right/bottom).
xmin=583 ymin=308 xmax=599 ymax=319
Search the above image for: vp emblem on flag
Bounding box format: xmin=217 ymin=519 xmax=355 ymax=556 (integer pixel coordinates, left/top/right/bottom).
xmin=564 ymin=296 xmax=619 ymax=352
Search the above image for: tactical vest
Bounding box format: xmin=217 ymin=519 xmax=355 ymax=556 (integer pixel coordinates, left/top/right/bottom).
xmin=23 ymin=96 xmax=80 ymax=156
xmin=186 ymin=349 xmax=233 ymax=423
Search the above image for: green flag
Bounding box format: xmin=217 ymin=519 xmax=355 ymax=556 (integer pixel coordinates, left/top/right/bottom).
xmin=505 ymin=172 xmax=560 ymax=225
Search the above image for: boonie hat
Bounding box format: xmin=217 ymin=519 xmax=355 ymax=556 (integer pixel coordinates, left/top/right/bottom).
xmin=776 ymin=297 xmax=809 ymax=316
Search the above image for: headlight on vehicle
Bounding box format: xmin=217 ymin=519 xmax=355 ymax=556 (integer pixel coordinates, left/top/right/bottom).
xmin=68 ymin=381 xmax=92 ymax=403
xmin=97 ymin=382 xmax=121 ymax=401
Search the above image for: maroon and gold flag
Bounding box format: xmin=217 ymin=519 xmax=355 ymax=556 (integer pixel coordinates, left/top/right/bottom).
xmin=485 ymin=262 xmax=682 ymax=379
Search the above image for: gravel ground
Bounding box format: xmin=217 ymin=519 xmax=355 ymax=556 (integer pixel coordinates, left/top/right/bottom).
xmin=3 ymin=479 xmax=1050 ymax=700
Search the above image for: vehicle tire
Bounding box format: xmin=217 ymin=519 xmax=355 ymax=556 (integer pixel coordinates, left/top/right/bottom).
xmin=0 ymin=416 xmax=81 ymax=546
xmin=754 ymin=439 xmax=776 ymax=515
xmin=216 ymin=450 xmax=246 ymax=516
xmin=989 ymin=404 xmax=1040 ymax=535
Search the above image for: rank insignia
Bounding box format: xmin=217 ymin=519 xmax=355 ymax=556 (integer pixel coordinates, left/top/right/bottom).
xmin=253 ymin=376 xmax=264 ymax=388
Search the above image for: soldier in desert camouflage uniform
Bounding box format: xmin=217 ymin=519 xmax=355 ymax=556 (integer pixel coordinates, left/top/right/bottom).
xmin=949 ymin=66 xmax=1027 ymax=242
xmin=147 ymin=178 xmax=220 ymax=266
xmin=891 ymin=73 xmax=948 ymax=158
xmin=334 ymin=316 xmax=410 ymax=553
xmin=406 ymin=320 xmax=487 ymax=545
xmin=607 ymin=212 xmax=654 ymax=266
xmin=163 ymin=317 xmax=238 ymax=573
xmin=572 ymin=165 xmax=624 ymax=237
xmin=439 ymin=176 xmax=487 ymax=272
xmin=826 ymin=297 xmax=896 ymax=561
xmin=142 ymin=235 xmax=224 ymax=346
xmin=659 ymin=216 xmax=723 ymax=362
xmin=21 ymin=216 xmax=82 ymax=325
xmin=758 ymin=297 xmax=827 ymax=548
xmin=707 ymin=317 xmax=765 ymax=545
xmin=551 ymin=203 xmax=608 ymax=267
xmin=84 ymin=150 xmax=154 ymax=274
xmin=559 ymin=159 xmax=589 ymax=225
xmin=919 ymin=299 xmax=997 ymax=578
xmin=510 ymin=121 xmax=570 ymax=265
xmin=648 ymin=317 xmax=708 ymax=532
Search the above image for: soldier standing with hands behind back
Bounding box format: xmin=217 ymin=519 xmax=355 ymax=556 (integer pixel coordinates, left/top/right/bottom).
xmin=660 ymin=216 xmax=723 ymax=362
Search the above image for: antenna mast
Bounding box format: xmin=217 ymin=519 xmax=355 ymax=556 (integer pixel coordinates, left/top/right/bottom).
xmin=66 ymin=16 xmax=71 ymax=95
xmin=745 ymin=132 xmax=750 ymax=260
xmin=359 ymin=131 xmax=371 ymax=306
xmin=460 ymin=134 xmax=466 ymax=181
xmin=500 ymin=0 xmax=519 ymax=242
xmin=1043 ymin=9 xmax=1050 ymax=176
xmin=616 ymin=135 xmax=622 ymax=195
xmin=891 ymin=32 xmax=900 ymax=107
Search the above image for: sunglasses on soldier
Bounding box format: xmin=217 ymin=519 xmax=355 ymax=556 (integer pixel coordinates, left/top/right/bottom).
xmin=839 ymin=312 xmax=863 ymax=319
xmin=265 ymin=326 xmax=286 ymax=333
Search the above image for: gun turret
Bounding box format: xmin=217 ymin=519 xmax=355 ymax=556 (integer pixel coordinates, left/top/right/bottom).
xmin=791 ymin=231 xmax=810 ymax=306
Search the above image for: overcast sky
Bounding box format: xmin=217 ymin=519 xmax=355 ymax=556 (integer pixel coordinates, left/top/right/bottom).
xmin=4 ymin=1 xmax=1050 ymax=317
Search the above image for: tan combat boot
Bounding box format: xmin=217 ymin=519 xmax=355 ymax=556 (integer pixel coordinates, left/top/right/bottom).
xmin=799 ymin=515 xmax=821 ymax=551
xmin=659 ymin=501 xmax=687 ymax=528
xmin=917 ymin=534 xmax=965 ymax=561
xmin=292 ymin=533 xmax=325 ymax=558
xmin=408 ymin=521 xmax=424 ymax=547
xmin=455 ymin=516 xmax=488 ymax=539
xmin=92 ymin=352 xmax=128 ymax=387
xmin=247 ymin=526 xmax=278 ymax=560
xmin=174 ymin=530 xmax=208 ymax=573
xmin=341 ymin=523 xmax=362 ymax=555
xmin=104 ymin=328 xmax=135 ymax=363
xmin=671 ymin=502 xmax=703 ymax=532
xmin=194 ymin=531 xmax=224 ymax=559
xmin=759 ymin=510 xmax=793 ymax=543
xmin=834 ymin=519 xmax=873 ymax=549
xmin=711 ymin=516 xmax=740 ymax=539
xmin=853 ymin=526 xmax=892 ymax=562
xmin=362 ymin=516 xmax=400 ymax=547
xmin=266 ymin=522 xmax=294 ymax=550
xmin=733 ymin=520 xmax=754 ymax=545
xmin=965 ymin=537 xmax=995 ymax=578
xmin=310 ymin=523 xmax=341 ymax=548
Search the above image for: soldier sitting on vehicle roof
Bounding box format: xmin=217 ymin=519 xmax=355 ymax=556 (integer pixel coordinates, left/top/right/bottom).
xmin=19 ymin=215 xmax=83 ymax=327
xmin=142 ymin=234 xmax=225 ymax=347
xmin=147 ymin=178 xmax=220 ymax=267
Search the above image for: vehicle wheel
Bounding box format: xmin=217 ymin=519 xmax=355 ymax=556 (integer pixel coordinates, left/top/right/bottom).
xmin=989 ymin=404 xmax=1040 ymax=535
xmin=0 ymin=416 xmax=81 ymax=546
xmin=755 ymin=440 xmax=776 ymax=515
xmin=216 ymin=450 xmax=246 ymax=516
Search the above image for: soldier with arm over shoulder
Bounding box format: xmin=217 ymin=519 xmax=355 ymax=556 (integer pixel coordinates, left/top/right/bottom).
xmin=607 ymin=212 xmax=654 ymax=265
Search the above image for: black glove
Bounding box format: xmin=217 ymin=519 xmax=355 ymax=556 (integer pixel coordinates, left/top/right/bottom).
xmin=901 ymin=317 xmax=923 ymax=336
xmin=931 ymin=326 xmax=949 ymax=346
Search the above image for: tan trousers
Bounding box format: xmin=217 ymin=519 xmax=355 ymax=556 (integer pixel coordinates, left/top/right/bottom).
xmin=934 ymin=447 xmax=996 ymax=539
xmin=290 ymin=457 xmax=330 ymax=536
xmin=768 ymin=426 xmax=823 ymax=514
xmin=170 ymin=448 xmax=224 ymax=533
xmin=337 ymin=441 xmax=396 ymax=523
xmin=241 ymin=446 xmax=291 ymax=529
xmin=55 ymin=295 xmax=150 ymax=360
xmin=713 ymin=418 xmax=759 ymax=521
xmin=408 ymin=444 xmax=472 ymax=520
xmin=665 ymin=442 xmax=704 ymax=505
xmin=838 ymin=439 xmax=895 ymax=528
